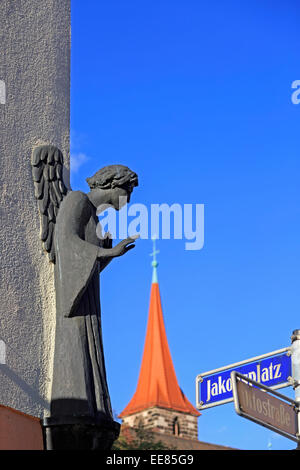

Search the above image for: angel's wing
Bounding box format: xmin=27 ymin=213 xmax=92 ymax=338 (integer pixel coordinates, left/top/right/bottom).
xmin=31 ymin=145 xmax=69 ymax=263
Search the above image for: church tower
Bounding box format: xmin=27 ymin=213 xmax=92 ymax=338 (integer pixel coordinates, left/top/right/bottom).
xmin=119 ymin=242 xmax=200 ymax=442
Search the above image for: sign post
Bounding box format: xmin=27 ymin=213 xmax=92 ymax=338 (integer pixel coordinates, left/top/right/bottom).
xmin=196 ymin=330 xmax=300 ymax=446
xmin=291 ymin=329 xmax=300 ymax=445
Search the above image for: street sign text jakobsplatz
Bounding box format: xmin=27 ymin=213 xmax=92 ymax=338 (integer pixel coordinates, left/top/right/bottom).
xmin=196 ymin=350 xmax=291 ymax=410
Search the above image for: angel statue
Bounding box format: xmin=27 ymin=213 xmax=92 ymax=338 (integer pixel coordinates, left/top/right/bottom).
xmin=31 ymin=145 xmax=139 ymax=450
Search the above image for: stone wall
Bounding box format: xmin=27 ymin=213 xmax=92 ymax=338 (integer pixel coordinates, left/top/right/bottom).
xmin=122 ymin=407 xmax=198 ymax=440
xmin=0 ymin=0 xmax=70 ymax=418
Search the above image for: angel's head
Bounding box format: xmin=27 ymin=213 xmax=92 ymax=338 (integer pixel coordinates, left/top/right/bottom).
xmin=86 ymin=165 xmax=138 ymax=210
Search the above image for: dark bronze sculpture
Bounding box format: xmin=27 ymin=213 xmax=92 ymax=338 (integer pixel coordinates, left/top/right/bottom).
xmin=31 ymin=145 xmax=138 ymax=449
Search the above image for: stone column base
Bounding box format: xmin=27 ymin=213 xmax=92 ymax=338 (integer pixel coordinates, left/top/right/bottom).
xmin=42 ymin=416 xmax=120 ymax=450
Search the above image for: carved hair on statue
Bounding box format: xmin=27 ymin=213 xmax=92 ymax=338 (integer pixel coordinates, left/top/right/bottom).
xmin=86 ymin=165 xmax=138 ymax=191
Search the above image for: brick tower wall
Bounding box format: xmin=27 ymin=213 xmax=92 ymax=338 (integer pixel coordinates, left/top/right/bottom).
xmin=121 ymin=407 xmax=198 ymax=441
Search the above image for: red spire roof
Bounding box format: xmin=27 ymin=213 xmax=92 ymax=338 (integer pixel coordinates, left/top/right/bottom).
xmin=119 ymin=264 xmax=200 ymax=418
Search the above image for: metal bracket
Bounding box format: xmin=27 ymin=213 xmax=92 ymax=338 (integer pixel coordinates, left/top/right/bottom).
xmin=290 ymin=378 xmax=300 ymax=390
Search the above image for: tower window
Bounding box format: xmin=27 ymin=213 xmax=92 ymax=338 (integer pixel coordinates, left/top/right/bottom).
xmin=134 ymin=417 xmax=144 ymax=428
xmin=173 ymin=417 xmax=180 ymax=436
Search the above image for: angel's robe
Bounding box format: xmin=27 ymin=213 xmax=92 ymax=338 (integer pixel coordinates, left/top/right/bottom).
xmin=50 ymin=190 xmax=113 ymax=424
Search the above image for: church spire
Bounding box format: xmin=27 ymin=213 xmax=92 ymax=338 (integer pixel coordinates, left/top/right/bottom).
xmin=119 ymin=241 xmax=199 ymax=419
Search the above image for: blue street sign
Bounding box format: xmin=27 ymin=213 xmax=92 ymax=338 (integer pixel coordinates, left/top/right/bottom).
xmin=197 ymin=352 xmax=291 ymax=409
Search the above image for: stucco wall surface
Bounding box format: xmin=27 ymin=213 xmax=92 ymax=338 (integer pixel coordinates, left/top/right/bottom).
xmin=0 ymin=0 xmax=70 ymax=418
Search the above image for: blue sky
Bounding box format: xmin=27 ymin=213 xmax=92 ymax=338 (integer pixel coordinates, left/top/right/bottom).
xmin=71 ymin=1 xmax=300 ymax=450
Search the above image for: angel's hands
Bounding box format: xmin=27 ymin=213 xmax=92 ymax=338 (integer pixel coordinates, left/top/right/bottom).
xmin=110 ymin=235 xmax=139 ymax=257
xmin=98 ymin=235 xmax=139 ymax=259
